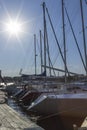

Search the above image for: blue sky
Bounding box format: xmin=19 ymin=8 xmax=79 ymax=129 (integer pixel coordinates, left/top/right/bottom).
xmin=0 ymin=0 xmax=87 ymax=76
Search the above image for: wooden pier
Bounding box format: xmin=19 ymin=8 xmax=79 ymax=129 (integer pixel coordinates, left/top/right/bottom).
xmin=0 ymin=90 xmax=44 ymax=130
xmin=79 ymin=117 xmax=87 ymax=130
xmin=0 ymin=90 xmax=7 ymax=104
xmin=73 ymin=117 xmax=87 ymax=130
xmin=0 ymin=104 xmax=44 ymax=130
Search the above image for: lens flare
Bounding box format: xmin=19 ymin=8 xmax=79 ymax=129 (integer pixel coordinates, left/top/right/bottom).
xmin=5 ymin=19 xmax=22 ymax=36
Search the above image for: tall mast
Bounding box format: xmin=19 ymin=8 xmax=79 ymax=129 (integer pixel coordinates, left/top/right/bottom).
xmin=42 ymin=2 xmax=47 ymax=76
xmin=46 ymin=6 xmax=69 ymax=76
xmin=65 ymin=7 xmax=87 ymax=73
xmin=34 ymin=34 xmax=37 ymax=75
xmin=40 ymin=30 xmax=43 ymax=74
xmin=45 ymin=27 xmax=51 ymax=76
xmin=80 ymin=0 xmax=87 ymax=75
xmin=62 ymin=0 xmax=67 ymax=83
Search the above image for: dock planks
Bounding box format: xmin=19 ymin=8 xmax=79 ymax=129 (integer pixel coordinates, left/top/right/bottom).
xmin=0 ymin=104 xmax=44 ymax=130
xmin=73 ymin=117 xmax=87 ymax=130
xmin=79 ymin=117 xmax=87 ymax=130
xmin=0 ymin=90 xmax=7 ymax=104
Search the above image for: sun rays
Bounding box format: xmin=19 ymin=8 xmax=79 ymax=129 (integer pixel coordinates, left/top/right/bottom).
xmin=4 ymin=19 xmax=23 ymax=36
xmin=0 ymin=0 xmax=31 ymax=41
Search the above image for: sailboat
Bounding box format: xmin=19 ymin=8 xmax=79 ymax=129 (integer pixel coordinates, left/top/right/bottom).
xmin=28 ymin=90 xmax=87 ymax=117
xmin=27 ymin=0 xmax=87 ymax=120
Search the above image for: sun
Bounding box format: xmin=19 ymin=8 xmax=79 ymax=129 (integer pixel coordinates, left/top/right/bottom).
xmin=5 ymin=19 xmax=23 ymax=36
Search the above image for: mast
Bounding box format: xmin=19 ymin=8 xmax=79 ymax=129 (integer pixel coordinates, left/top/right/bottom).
xmin=40 ymin=30 xmax=43 ymax=74
xmin=80 ymin=0 xmax=87 ymax=75
xmin=42 ymin=2 xmax=47 ymax=76
xmin=45 ymin=27 xmax=51 ymax=76
xmin=45 ymin=6 xmax=69 ymax=76
xmin=34 ymin=34 xmax=37 ymax=75
xmin=62 ymin=0 xmax=67 ymax=83
xmin=65 ymin=7 xmax=87 ymax=73
xmin=40 ymin=30 xmax=56 ymax=76
xmin=85 ymin=0 xmax=87 ymax=4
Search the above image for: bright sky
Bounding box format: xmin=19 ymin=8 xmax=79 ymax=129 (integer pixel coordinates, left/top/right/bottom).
xmin=0 ymin=0 xmax=87 ymax=76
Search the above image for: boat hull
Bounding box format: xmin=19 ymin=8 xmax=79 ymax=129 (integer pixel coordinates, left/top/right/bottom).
xmin=28 ymin=95 xmax=87 ymax=118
